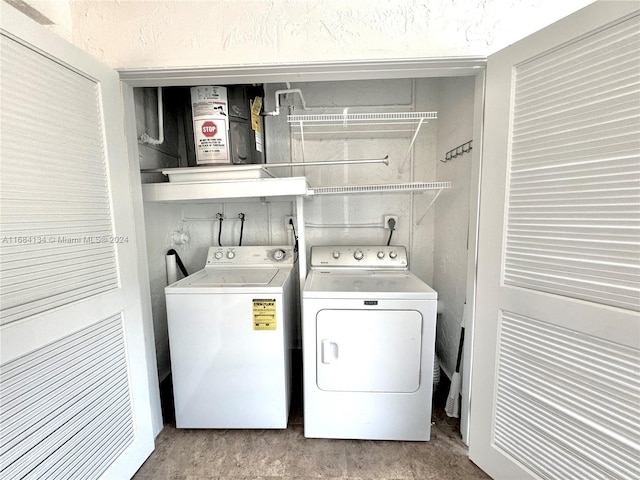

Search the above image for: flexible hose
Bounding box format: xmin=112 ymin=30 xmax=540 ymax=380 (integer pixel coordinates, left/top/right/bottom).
xmin=166 ymin=249 xmax=189 ymax=277
xmin=238 ymin=213 xmax=245 ymax=246
xmin=217 ymin=215 xmax=223 ymax=246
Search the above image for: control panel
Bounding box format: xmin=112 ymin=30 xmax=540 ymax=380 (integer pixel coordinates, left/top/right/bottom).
xmin=310 ymin=245 xmax=408 ymax=269
xmin=206 ymin=246 xmax=293 ymax=266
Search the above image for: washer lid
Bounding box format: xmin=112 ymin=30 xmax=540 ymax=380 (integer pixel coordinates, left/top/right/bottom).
xmin=185 ymin=268 xmax=279 ymax=287
xmin=166 ymin=266 xmax=293 ymax=294
xmin=304 ymin=270 xmax=437 ymax=299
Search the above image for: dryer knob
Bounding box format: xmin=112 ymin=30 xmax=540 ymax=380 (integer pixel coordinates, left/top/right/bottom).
xmin=377 ymin=251 xmax=385 ymax=259
xmin=389 ymin=251 xmax=398 ymax=259
xmin=273 ymin=249 xmax=286 ymax=261
xmin=354 ymin=250 xmax=364 ymax=260
xmin=214 ymin=251 xmax=223 ymax=260
xmin=332 ymin=251 xmax=341 ymax=259
xmin=226 ymin=250 xmax=235 ymax=259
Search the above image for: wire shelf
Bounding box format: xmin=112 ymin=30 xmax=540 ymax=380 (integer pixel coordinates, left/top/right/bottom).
xmin=289 ymin=111 xmax=438 ymax=145
xmin=309 ymin=181 xmax=451 ymax=196
xmin=288 ymin=111 xmax=437 ymax=125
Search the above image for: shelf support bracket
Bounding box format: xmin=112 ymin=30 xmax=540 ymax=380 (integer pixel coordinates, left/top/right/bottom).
xmin=299 ymin=120 xmax=306 ymax=163
xmin=399 ymin=117 xmax=424 ymax=174
xmin=416 ymin=188 xmax=444 ymax=225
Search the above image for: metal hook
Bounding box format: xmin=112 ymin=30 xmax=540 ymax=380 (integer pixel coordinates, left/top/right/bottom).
xmin=441 ymin=140 xmax=473 ymax=163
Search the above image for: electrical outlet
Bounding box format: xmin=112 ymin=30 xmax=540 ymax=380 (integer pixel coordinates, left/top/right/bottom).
xmin=384 ymin=215 xmax=398 ymax=229
xmin=285 ymin=216 xmax=296 ymax=230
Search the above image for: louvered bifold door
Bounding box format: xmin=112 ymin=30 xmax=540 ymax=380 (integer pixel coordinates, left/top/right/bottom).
xmin=0 ymin=4 xmax=154 ymax=479
xmin=0 ymin=34 xmax=119 ymax=325
xmin=504 ymin=14 xmax=640 ymax=311
xmin=470 ymin=4 xmax=640 ymax=480
xmin=0 ymin=316 xmax=134 ymax=479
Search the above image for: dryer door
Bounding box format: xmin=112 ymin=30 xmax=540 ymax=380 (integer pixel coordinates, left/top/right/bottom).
xmin=316 ymin=309 xmax=422 ymax=393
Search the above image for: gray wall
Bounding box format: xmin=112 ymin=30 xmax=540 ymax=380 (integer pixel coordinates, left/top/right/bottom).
xmin=433 ymin=77 xmax=476 ymax=377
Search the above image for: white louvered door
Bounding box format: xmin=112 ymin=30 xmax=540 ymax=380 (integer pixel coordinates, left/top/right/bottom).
xmin=0 ymin=4 xmax=154 ymax=480
xmin=470 ymin=2 xmax=640 ymax=479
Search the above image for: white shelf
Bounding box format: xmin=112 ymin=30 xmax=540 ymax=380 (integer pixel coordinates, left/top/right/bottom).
xmin=308 ymin=181 xmax=451 ymax=196
xmin=142 ymin=177 xmax=449 ymax=202
xmin=288 ymin=111 xmax=437 ymax=138
xmin=142 ymin=176 xmax=309 ymax=203
xmin=288 ymin=112 xmax=438 ymax=124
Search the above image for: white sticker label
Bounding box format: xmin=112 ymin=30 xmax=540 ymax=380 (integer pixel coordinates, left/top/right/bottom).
xmin=194 ymin=118 xmax=229 ymax=163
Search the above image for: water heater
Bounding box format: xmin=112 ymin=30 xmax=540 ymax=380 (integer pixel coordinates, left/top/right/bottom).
xmin=190 ymin=85 xmax=265 ymax=165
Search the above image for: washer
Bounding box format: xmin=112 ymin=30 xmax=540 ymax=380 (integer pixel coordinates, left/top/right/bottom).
xmin=302 ymin=245 xmax=437 ymax=441
xmin=165 ymin=245 xmax=295 ymax=429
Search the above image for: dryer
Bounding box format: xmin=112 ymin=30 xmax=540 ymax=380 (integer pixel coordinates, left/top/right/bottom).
xmin=165 ymin=246 xmax=295 ymax=429
xmin=302 ymin=245 xmax=437 ymax=441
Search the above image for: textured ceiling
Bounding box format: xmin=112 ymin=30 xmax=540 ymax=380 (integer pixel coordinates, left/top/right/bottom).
xmin=20 ymin=0 xmax=596 ymax=69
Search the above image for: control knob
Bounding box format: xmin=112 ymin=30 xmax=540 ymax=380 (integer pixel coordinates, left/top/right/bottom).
xmin=354 ymin=250 xmax=364 ymax=261
xmin=226 ymin=250 xmax=235 ymax=259
xmin=214 ymin=251 xmax=223 ymax=260
xmin=389 ymin=251 xmax=398 ymax=259
xmin=377 ymin=251 xmax=385 ymax=259
xmin=332 ymin=251 xmax=341 ymax=259
xmin=273 ymin=249 xmax=286 ymax=261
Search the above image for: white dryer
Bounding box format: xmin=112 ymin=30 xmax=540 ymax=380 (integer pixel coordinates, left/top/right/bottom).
xmin=302 ymin=245 xmax=437 ymax=441
xmin=165 ymin=246 xmax=295 ymax=429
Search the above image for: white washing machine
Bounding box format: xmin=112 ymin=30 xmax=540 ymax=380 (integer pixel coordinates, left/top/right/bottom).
xmin=302 ymin=245 xmax=437 ymax=441
xmin=165 ymin=245 xmax=295 ymax=429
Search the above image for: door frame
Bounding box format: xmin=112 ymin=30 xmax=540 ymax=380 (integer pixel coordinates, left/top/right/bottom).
xmin=119 ymin=58 xmax=486 ymax=444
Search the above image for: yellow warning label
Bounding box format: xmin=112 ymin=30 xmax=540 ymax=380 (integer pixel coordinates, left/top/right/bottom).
xmin=251 ymin=97 xmax=263 ymax=133
xmin=253 ymin=299 xmax=276 ymax=330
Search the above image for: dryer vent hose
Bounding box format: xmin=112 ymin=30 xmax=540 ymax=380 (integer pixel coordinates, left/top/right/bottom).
xmin=166 ymin=249 xmax=189 ymax=283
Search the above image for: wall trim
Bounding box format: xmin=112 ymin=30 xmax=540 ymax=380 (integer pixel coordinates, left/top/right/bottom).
xmin=118 ymin=57 xmax=487 ymax=86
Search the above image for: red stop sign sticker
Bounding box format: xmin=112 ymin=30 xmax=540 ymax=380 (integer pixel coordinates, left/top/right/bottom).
xmin=201 ymin=121 xmax=217 ymax=137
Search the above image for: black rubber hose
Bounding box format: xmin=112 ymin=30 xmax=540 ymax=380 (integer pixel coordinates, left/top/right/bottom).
xmin=290 ymin=217 xmax=299 ymax=259
xmin=386 ymin=217 xmax=396 ymax=246
xmin=238 ymin=213 xmax=245 ymax=246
